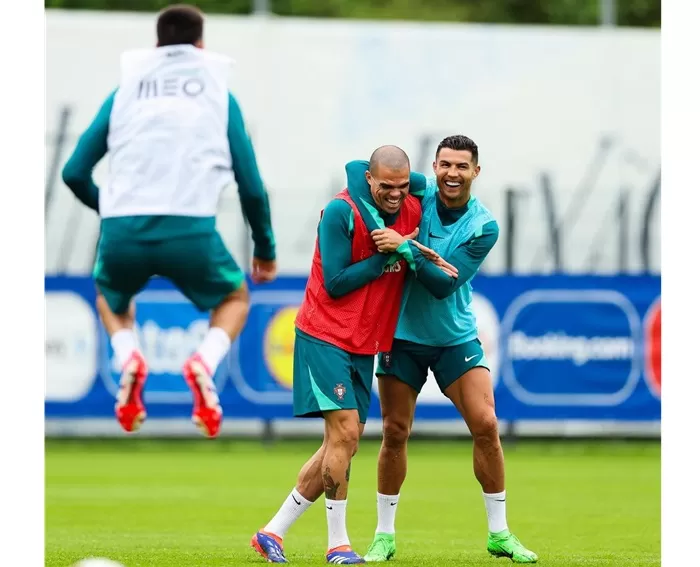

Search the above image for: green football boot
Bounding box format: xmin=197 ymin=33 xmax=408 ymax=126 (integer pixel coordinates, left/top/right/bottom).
xmin=487 ymin=530 xmax=538 ymax=563
xmin=364 ymin=532 xmax=396 ymax=562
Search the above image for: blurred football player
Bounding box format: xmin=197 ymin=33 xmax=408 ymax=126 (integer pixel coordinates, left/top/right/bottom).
xmin=62 ymin=4 xmax=276 ymax=438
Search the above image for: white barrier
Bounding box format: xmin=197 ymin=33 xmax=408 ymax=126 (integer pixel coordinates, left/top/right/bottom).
xmin=45 ymin=11 xmax=660 ymax=276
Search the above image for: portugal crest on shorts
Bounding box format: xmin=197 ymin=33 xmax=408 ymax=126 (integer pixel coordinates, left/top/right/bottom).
xmin=333 ymin=383 xmax=347 ymax=401
xmin=382 ymin=352 xmax=392 ymax=369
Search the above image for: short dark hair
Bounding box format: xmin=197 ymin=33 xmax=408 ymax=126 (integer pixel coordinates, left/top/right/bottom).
xmin=157 ymin=4 xmax=204 ymax=47
xmin=436 ymin=135 xmax=479 ymax=164
xmin=369 ymin=145 xmax=410 ymax=175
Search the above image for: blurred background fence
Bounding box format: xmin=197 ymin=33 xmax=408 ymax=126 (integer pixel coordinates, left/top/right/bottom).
xmin=44 ymin=1 xmax=660 ymax=439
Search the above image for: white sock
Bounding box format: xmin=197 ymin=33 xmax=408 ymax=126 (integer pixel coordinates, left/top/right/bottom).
xmin=325 ymin=498 xmax=350 ymax=550
xmin=196 ymin=327 xmax=231 ymax=373
xmin=111 ymin=329 xmax=139 ymax=369
xmin=263 ymin=488 xmax=313 ymax=539
xmin=483 ymin=490 xmax=509 ymax=534
xmin=376 ymin=492 xmax=400 ymax=534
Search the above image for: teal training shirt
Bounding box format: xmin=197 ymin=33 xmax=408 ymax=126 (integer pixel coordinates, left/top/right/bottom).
xmin=395 ymin=176 xmax=499 ymax=347
xmin=61 ymin=90 xmax=275 ymax=260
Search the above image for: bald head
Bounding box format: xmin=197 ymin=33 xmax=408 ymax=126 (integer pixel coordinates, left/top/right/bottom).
xmin=369 ymin=145 xmax=410 ymax=176
xmin=365 ymin=145 xmax=411 ymax=215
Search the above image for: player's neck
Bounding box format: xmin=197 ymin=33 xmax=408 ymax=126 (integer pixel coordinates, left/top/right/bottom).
xmin=438 ymin=189 xmax=471 ymax=209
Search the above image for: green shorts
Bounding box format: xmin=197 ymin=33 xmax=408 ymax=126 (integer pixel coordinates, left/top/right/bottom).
xmin=93 ymin=231 xmax=245 ymax=315
xmin=376 ymin=338 xmax=489 ymax=394
xmin=292 ymin=330 xmax=374 ymax=424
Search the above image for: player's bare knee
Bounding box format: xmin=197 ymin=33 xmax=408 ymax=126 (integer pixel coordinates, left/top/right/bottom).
xmin=350 ymin=422 xmax=365 ymax=456
xmin=336 ymin=423 xmax=360 ymax=450
xmin=95 ymin=293 xmax=108 ymax=313
xmin=471 ymin=411 xmax=500 ymax=443
xmin=211 ymin=285 xmax=250 ymax=332
xmin=382 ymin=417 xmax=411 ymax=449
xmin=222 ymin=284 xmax=250 ymax=312
xmin=327 ymin=413 xmax=360 ymax=451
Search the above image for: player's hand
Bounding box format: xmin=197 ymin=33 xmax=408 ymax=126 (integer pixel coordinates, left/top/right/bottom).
xmin=410 ymin=240 xmax=459 ymax=279
xmin=409 ymin=239 xmax=440 ymax=262
xmin=435 ymin=260 xmax=459 ymax=278
xmin=371 ymin=227 xmax=419 ymax=253
xmin=251 ymin=258 xmax=277 ymax=284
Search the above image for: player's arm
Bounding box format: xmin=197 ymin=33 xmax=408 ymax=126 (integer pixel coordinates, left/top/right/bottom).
xmin=319 ymin=199 xmax=391 ymax=299
xmin=61 ymin=90 xmax=116 ymax=213
xmin=407 ymin=220 xmax=499 ymax=299
xmin=228 ymin=93 xmax=276 ymax=261
xmin=345 ymin=160 xmax=427 ymax=201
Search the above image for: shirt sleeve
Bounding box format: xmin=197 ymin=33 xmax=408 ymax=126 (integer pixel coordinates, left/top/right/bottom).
xmin=403 ymin=220 xmax=500 ymax=299
xmin=61 ymin=90 xmax=116 ymax=213
xmin=319 ymin=199 xmax=391 ymax=299
xmin=228 ymin=93 xmax=276 ymax=261
xmin=407 ymin=171 xmax=427 ymax=200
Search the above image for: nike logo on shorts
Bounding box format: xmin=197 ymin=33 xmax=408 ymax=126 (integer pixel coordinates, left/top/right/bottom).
xmin=465 ymin=354 xmax=479 ymax=363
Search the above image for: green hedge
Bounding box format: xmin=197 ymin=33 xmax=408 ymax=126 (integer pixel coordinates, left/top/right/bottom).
xmin=45 ymin=0 xmax=661 ymax=27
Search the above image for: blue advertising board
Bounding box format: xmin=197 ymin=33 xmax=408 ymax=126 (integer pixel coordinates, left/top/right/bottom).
xmin=45 ymin=275 xmax=661 ymax=423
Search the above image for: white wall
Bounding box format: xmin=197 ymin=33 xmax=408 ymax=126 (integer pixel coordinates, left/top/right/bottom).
xmin=45 ymin=11 xmax=660 ymax=276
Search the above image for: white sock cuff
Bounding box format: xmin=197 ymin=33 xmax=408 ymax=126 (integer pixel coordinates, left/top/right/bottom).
xmin=112 ymin=329 xmax=136 ymax=341
xmin=292 ymin=488 xmax=313 ymax=506
xmin=196 ymin=327 xmax=232 ymax=373
xmin=325 ymin=498 xmax=348 ymax=507
xmin=378 ymin=492 xmax=400 ymax=502
xmin=208 ymin=327 xmax=231 ymax=345
xmin=483 ymin=490 xmax=506 ymax=500
xmin=110 ymin=329 xmax=139 ymax=368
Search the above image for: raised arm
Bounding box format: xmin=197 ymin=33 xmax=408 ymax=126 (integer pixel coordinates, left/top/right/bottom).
xmin=319 ymin=199 xmax=391 ymax=299
xmin=408 ymin=220 xmax=499 ymax=299
xmin=61 ymin=90 xmax=116 ymax=213
xmin=228 ymin=93 xmax=276 ymax=261
xmin=344 ymin=160 xmax=427 ymax=201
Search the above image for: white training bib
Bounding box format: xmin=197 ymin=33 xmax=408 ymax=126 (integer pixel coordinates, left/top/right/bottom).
xmin=103 ymin=45 xmax=234 ymax=218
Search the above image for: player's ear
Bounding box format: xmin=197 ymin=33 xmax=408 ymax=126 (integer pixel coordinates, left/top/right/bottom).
xmin=473 ymin=164 xmax=481 ymax=179
xmin=195 ymin=39 xmax=204 ymax=49
xmin=432 ymin=161 xmax=438 ymax=175
xmin=365 ymin=170 xmax=372 ymax=185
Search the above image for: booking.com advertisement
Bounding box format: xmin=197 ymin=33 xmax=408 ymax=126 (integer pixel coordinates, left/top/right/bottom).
xmin=45 ymin=275 xmax=661 ymax=423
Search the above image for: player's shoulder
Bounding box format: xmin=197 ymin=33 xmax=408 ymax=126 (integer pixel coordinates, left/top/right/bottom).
xmin=425 ymin=175 xmax=439 ymax=197
xmin=471 ymin=197 xmax=498 ymax=226
xmin=320 ymin=198 xmax=354 ymax=235
xmin=323 ymin=196 xmax=353 ymax=219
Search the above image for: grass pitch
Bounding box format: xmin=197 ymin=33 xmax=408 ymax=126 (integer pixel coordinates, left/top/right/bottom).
xmin=45 ymin=438 xmax=660 ymax=566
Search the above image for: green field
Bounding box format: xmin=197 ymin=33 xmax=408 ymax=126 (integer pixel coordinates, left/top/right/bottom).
xmin=45 ymin=438 xmax=660 ymax=567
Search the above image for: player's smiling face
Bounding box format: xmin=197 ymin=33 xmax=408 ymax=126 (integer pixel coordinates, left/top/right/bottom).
xmin=365 ymin=165 xmax=411 ymax=215
xmin=433 ymin=147 xmax=481 ymax=206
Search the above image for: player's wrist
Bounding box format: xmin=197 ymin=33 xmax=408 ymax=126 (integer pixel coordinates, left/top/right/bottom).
xmin=395 ymin=240 xmax=413 ymax=263
xmin=253 ymin=245 xmax=276 ymax=262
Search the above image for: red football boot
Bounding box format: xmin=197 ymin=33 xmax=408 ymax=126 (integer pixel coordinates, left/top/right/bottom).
xmin=182 ymin=354 xmax=222 ymax=438
xmin=114 ymin=351 xmax=148 ymax=433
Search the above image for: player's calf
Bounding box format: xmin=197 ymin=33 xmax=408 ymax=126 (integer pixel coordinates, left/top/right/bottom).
xmin=184 ymin=287 xmax=249 ymax=437
xmin=367 ymin=374 xmax=417 ymax=560
xmin=322 ymin=410 xmax=364 ymax=562
xmin=97 ymin=295 xmax=148 ymax=433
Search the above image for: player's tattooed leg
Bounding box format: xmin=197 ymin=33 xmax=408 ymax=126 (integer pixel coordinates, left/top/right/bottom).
xmin=323 ymin=466 xmax=341 ymax=499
